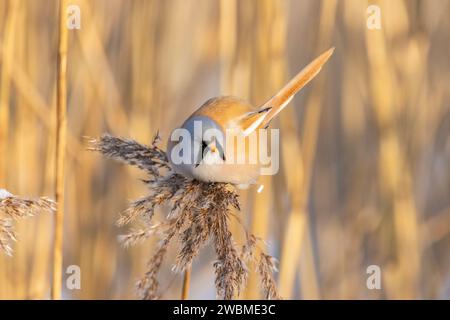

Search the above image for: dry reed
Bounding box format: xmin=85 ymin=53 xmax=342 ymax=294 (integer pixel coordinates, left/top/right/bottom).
xmin=1 ymin=0 xmax=449 ymax=300
xmin=181 ymin=268 xmax=191 ymax=299
xmin=89 ymin=133 xmax=280 ymax=300
xmin=0 ymin=189 xmax=55 ymax=256
xmin=52 ymin=0 xmax=69 ymax=300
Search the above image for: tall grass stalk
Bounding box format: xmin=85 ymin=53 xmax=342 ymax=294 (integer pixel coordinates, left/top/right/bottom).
xmin=181 ymin=268 xmax=191 ymax=299
xmin=0 ymin=1 xmax=19 ymax=186
xmin=52 ymin=0 xmax=69 ymax=300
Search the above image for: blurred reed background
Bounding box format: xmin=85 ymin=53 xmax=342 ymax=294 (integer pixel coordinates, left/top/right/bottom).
xmin=0 ymin=0 xmax=449 ymax=299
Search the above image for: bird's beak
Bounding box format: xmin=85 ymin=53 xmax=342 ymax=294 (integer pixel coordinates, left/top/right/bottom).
xmin=210 ymin=143 xmax=217 ymax=153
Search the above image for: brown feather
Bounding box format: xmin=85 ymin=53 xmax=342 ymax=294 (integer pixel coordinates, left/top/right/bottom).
xmin=190 ymin=96 xmax=255 ymax=131
xmin=258 ymin=47 xmax=334 ymax=129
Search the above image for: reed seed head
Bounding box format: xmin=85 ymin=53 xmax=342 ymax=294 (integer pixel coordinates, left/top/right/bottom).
xmin=90 ymin=134 xmax=280 ymax=300
xmin=0 ymin=189 xmax=56 ymax=256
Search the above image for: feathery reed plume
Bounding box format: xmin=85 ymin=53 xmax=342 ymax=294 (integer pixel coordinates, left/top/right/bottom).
xmin=0 ymin=189 xmax=55 ymax=256
xmin=89 ymin=134 xmax=279 ymax=300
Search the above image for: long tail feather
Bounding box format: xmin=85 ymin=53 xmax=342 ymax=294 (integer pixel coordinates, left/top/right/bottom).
xmin=258 ymin=47 xmax=334 ymax=129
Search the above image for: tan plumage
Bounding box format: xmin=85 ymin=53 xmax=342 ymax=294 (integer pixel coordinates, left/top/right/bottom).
xmin=167 ymin=48 xmax=334 ymax=186
xmin=252 ymin=47 xmax=334 ymax=131
xmin=192 ymin=96 xmax=255 ymax=132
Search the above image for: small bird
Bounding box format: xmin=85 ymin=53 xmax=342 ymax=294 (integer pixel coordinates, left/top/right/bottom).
xmin=167 ymin=48 xmax=334 ymax=187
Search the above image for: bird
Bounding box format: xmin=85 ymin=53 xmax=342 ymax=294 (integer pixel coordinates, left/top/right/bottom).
xmin=167 ymin=48 xmax=334 ymax=188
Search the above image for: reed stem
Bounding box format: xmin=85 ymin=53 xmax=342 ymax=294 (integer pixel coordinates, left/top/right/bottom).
xmin=181 ymin=268 xmax=191 ymax=300
xmin=52 ymin=0 xmax=68 ymax=300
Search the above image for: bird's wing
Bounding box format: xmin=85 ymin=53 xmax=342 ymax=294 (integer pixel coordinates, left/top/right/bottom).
xmin=241 ymin=48 xmax=334 ymax=135
xmin=239 ymin=108 xmax=271 ymax=136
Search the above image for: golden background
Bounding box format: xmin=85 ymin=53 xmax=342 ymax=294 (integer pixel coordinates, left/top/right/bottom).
xmin=0 ymin=0 xmax=449 ymax=299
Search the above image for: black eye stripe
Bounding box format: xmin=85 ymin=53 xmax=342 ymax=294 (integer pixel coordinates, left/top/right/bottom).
xmin=201 ymin=141 xmax=208 ymax=155
xmin=215 ymin=141 xmax=226 ymax=161
xmin=195 ymin=140 xmax=225 ymax=168
xmin=195 ymin=141 xmax=208 ymax=168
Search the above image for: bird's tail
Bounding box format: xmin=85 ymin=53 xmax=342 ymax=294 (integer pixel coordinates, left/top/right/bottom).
xmin=258 ymin=47 xmax=334 ymax=129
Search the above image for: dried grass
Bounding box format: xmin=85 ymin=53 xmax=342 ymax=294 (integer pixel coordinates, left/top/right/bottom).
xmin=52 ymin=0 xmax=69 ymax=300
xmin=89 ymin=133 xmax=280 ymax=300
xmin=0 ymin=189 xmax=55 ymax=256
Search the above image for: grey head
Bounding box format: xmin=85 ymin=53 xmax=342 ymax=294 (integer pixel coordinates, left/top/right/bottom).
xmin=167 ymin=115 xmax=226 ymax=178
